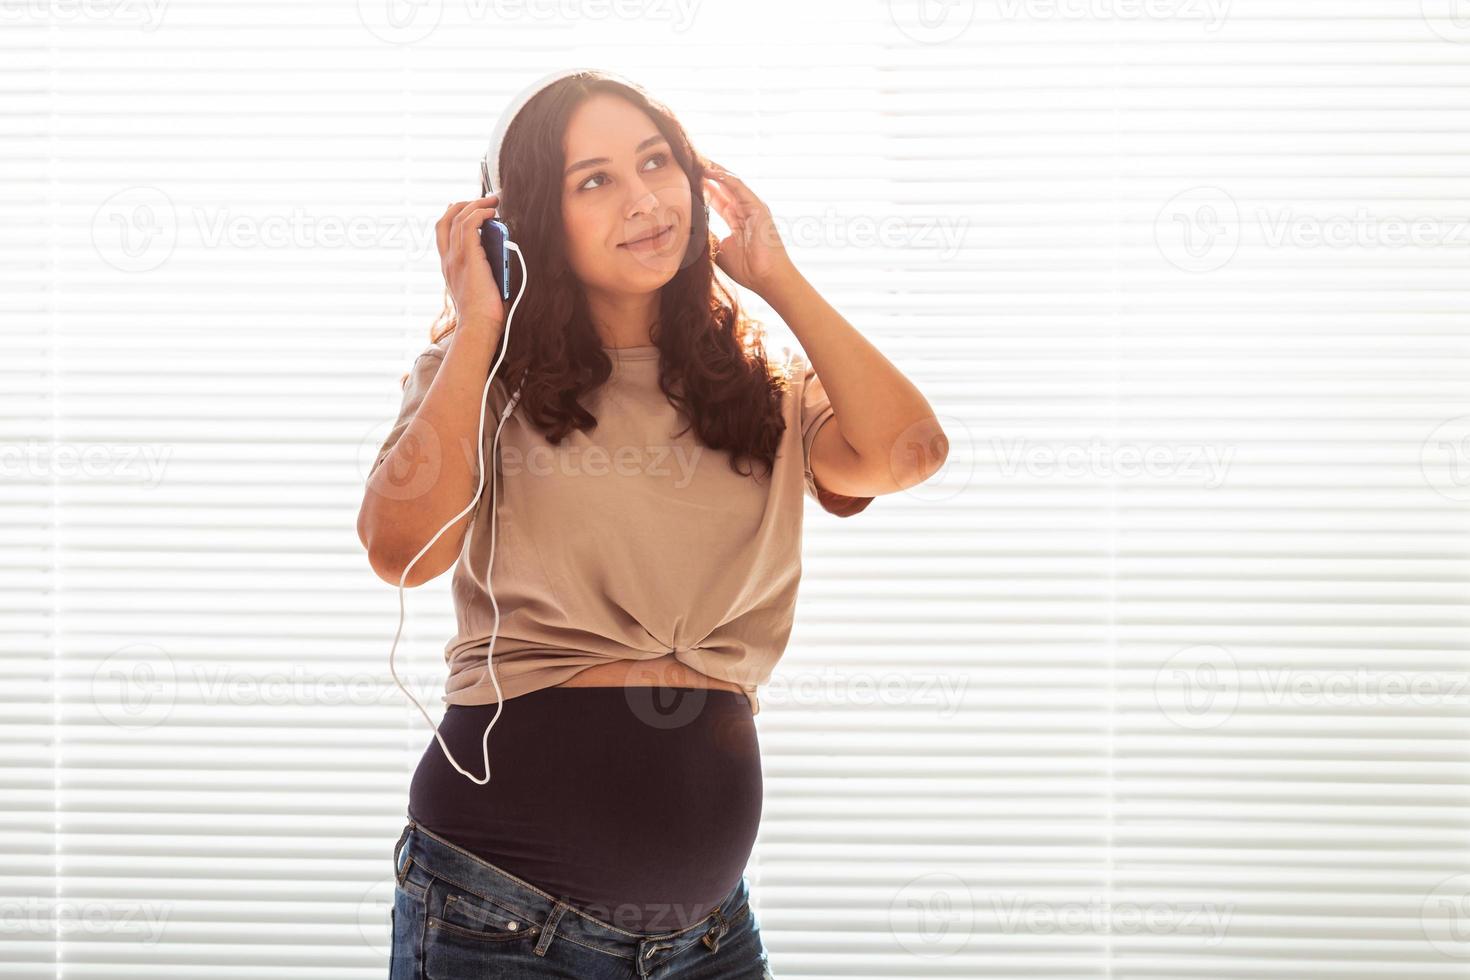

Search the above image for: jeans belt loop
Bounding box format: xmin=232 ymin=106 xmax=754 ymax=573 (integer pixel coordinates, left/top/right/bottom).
xmin=392 ymin=824 xmax=412 ymax=887
xmin=535 ymin=899 xmax=571 ymax=958
xmin=702 ymin=907 xmax=729 ymax=952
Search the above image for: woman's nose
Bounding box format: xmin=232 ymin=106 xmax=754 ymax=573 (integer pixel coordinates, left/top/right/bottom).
xmin=624 ymin=186 xmax=659 ymax=218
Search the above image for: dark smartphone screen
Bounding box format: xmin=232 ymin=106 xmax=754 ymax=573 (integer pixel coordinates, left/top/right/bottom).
xmin=479 ymin=218 xmax=510 ymax=300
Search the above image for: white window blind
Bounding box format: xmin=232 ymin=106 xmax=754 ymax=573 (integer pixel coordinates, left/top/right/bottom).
xmin=6 ymin=1 xmax=1470 ymax=978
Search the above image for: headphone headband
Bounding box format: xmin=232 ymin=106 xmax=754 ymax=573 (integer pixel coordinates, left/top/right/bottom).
xmin=481 ymin=67 xmax=643 ymax=198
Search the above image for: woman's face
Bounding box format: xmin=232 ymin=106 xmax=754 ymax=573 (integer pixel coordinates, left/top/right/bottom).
xmin=560 ymin=93 xmax=692 ymax=295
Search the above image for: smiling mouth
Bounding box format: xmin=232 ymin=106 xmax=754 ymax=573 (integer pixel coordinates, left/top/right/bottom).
xmin=619 ymin=223 xmax=674 ymax=248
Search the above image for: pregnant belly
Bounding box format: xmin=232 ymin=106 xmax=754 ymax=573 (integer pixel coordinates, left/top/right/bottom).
xmin=407 ymin=685 xmax=764 ymax=934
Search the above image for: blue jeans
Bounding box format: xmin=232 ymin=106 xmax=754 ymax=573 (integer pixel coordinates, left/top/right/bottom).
xmin=390 ymin=819 xmax=776 ymax=979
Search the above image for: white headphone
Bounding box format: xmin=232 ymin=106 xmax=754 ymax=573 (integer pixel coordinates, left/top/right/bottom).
xmin=387 ymin=68 xmax=609 ymax=785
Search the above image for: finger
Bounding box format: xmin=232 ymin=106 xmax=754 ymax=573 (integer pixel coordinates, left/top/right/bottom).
xmin=454 ymin=197 xmax=499 ymax=234
xmin=706 ymin=164 xmax=755 ymax=202
xmin=704 ymin=178 xmax=733 ymax=209
xmin=436 ymin=201 xmax=470 ymax=259
xmin=438 ymin=197 xmax=498 ymax=257
xmin=705 ymin=173 xmax=746 ymax=207
xmin=450 ymin=206 xmax=500 ymax=258
xmin=701 ymin=185 xmax=725 ymax=219
xmin=704 ymin=179 xmax=745 ymax=224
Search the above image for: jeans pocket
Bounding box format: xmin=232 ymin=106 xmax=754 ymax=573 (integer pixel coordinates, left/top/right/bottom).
xmin=438 ymin=888 xmax=540 ymax=941
xmin=422 ymin=873 xmax=542 ymax=978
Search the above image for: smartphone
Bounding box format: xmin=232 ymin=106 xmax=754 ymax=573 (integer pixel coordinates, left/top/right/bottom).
xmin=479 ymin=218 xmax=510 ymax=300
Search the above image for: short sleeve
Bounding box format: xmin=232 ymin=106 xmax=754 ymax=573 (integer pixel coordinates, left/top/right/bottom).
xmin=799 ymin=362 xmax=875 ymax=518
xmin=370 ymin=344 xmax=447 ymax=478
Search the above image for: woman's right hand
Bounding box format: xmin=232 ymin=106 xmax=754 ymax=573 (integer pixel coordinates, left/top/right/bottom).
xmin=437 ymin=196 xmax=507 ymax=334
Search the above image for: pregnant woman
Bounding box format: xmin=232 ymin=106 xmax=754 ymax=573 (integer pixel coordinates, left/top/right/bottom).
xmin=358 ymin=68 xmax=947 ymax=979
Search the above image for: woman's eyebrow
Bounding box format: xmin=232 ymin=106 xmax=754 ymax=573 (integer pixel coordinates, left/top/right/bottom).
xmin=564 ymin=134 xmax=669 ymax=179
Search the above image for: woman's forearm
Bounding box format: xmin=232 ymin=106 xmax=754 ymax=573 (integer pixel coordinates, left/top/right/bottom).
xmin=761 ymin=264 xmax=948 ymax=486
xmin=358 ymin=323 xmax=502 ymax=586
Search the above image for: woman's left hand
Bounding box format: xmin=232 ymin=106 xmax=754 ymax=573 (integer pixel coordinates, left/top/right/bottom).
xmin=703 ymin=162 xmax=797 ymax=296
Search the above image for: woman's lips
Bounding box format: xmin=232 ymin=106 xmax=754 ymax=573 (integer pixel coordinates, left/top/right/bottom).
xmin=619 ymin=223 xmax=674 ymax=252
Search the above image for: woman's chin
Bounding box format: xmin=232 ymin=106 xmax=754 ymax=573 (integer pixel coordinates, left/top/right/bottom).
xmin=590 ymin=266 xmax=672 ymax=295
xmin=616 ymin=253 xmax=681 ymax=286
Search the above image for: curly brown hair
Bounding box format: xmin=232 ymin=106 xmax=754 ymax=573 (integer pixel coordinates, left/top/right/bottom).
xmin=418 ymin=70 xmax=794 ymax=484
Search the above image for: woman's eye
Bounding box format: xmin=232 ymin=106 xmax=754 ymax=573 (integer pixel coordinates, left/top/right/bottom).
xmin=578 ymin=152 xmax=669 ymax=192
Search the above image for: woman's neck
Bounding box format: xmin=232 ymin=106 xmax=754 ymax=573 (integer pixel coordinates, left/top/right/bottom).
xmin=586 ymin=287 xmax=659 ymax=349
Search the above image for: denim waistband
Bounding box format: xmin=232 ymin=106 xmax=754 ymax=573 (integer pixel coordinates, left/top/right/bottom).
xmin=392 ymin=817 xmax=751 ymax=967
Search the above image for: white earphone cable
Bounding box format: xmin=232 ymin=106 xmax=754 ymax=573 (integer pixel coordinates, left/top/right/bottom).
xmin=387 ymin=240 xmax=527 ymax=785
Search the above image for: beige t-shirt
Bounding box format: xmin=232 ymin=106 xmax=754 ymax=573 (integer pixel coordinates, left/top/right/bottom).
xmin=370 ymin=336 xmax=873 ymax=715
